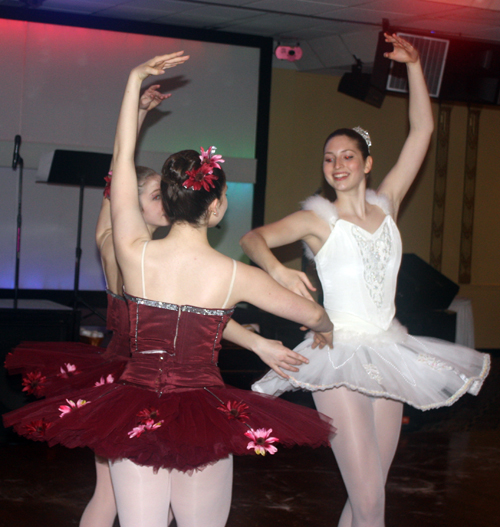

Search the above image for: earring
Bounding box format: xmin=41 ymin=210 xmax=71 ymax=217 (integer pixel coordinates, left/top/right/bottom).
xmin=213 ymin=211 xmax=217 ymax=216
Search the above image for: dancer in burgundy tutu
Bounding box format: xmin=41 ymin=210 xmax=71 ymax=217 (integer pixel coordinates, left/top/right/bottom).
xmin=5 ymin=85 xmax=170 ymax=527
xmin=4 ymin=52 xmax=335 ymax=527
xmin=4 ymin=84 xmax=170 ymax=400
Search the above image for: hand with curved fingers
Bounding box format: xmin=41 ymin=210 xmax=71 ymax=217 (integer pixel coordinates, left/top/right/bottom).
xmin=253 ymin=337 xmax=309 ymax=379
xmin=271 ymin=266 xmax=317 ymax=301
xmin=384 ymin=33 xmax=419 ymax=64
xmin=132 ymin=51 xmax=190 ymax=82
xmin=139 ymin=84 xmax=171 ymax=111
xmin=310 ymin=329 xmax=333 ymax=350
xmin=300 ymin=326 xmax=334 ymax=349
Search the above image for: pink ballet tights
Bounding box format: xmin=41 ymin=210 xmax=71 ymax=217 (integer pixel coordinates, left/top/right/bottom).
xmin=109 ymin=455 xmax=233 ymax=527
xmin=313 ymin=387 xmax=402 ymax=527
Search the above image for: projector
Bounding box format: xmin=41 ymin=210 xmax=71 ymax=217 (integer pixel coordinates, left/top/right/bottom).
xmin=275 ymin=45 xmax=303 ymax=62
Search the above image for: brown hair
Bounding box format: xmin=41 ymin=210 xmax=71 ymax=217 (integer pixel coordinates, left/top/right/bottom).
xmin=161 ymin=150 xmax=226 ymax=226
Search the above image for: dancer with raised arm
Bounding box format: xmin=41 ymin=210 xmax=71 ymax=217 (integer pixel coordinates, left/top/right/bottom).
xmin=5 ymin=85 xmax=169 ymax=527
xmin=241 ymin=34 xmax=490 ymax=527
xmin=4 ymin=52 xmax=335 ymax=527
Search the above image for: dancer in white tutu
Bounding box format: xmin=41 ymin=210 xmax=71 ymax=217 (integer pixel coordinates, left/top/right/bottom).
xmin=241 ymin=33 xmax=490 ymax=527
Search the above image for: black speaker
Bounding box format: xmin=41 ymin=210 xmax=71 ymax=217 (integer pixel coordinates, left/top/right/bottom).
xmin=338 ymin=71 xmax=386 ymax=108
xmin=371 ymin=29 xmax=500 ymax=106
xmin=395 ymin=253 xmax=459 ymax=313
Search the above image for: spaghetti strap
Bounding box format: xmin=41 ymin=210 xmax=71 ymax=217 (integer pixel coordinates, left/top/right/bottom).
xmin=221 ymin=260 xmax=237 ymax=309
xmin=99 ymin=232 xmax=112 ymax=290
xmin=141 ymin=240 xmax=149 ymax=299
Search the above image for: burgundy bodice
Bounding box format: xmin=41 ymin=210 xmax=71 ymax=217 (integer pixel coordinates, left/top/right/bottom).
xmin=120 ymin=294 xmax=234 ymax=393
xmin=103 ymin=291 xmax=130 ymax=358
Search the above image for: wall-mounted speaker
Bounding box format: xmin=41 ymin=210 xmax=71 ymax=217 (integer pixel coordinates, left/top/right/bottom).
xmin=338 ymin=71 xmax=385 ymax=108
xmin=372 ymin=30 xmax=500 ymax=106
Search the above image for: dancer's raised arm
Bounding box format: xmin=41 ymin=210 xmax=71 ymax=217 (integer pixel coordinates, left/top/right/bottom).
xmin=111 ymin=53 xmax=188 ymax=259
xmin=96 ymin=84 xmax=171 ymax=293
xmin=97 ymin=84 xmax=169 ymax=249
xmin=377 ymin=33 xmax=434 ymax=215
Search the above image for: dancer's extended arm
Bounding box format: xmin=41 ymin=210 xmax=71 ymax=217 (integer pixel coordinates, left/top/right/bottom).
xmin=223 ymin=319 xmax=309 ymax=379
xmin=111 ymin=53 xmax=188 ymax=260
xmin=377 ymin=33 xmax=434 ymax=215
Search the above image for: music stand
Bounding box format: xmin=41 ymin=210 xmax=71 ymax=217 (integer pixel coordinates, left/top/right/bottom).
xmin=44 ymin=150 xmax=112 ymax=322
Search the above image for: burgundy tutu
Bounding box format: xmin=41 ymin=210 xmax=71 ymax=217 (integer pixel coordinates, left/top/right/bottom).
xmin=4 ymin=292 xmax=129 ymax=397
xmin=4 ymin=294 xmax=335 ymax=472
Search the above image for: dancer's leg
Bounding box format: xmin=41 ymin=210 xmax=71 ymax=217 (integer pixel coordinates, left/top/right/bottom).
xmin=79 ymin=456 xmax=117 ymax=527
xmin=109 ymin=458 xmax=172 ymax=527
xmin=170 ymin=455 xmax=233 ymax=527
xmin=372 ymin=397 xmax=403 ymax=482
xmin=313 ymin=388 xmax=386 ymax=527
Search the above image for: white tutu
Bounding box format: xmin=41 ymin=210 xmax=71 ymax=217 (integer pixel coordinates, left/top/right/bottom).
xmin=252 ymin=192 xmax=490 ymax=411
xmin=252 ymin=321 xmax=490 ymax=411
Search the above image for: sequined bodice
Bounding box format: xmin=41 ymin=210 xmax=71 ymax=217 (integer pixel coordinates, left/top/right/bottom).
xmin=308 ymin=194 xmax=402 ymax=332
xmin=120 ymin=294 xmax=234 ymax=392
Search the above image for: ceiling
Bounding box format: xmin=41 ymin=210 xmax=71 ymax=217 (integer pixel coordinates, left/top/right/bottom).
xmin=2 ymin=0 xmax=500 ymax=75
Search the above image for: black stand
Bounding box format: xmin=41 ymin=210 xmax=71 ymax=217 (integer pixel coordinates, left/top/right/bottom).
xmin=13 ymin=157 xmax=24 ymax=309
xmin=45 ymin=150 xmax=112 ymax=324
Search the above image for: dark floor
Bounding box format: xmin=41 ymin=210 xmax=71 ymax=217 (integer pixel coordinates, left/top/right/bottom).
xmin=1 ymin=353 xmax=499 ymax=526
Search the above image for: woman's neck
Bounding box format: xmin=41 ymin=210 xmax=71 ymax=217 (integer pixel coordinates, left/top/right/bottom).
xmin=335 ymin=183 xmax=369 ymax=219
xmin=167 ymin=221 xmax=211 ymax=246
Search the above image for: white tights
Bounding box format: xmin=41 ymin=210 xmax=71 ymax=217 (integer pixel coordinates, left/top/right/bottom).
xmin=109 ymin=455 xmax=233 ymax=527
xmin=80 ymin=456 xmax=117 ymax=527
xmin=313 ymin=388 xmax=403 ymax=527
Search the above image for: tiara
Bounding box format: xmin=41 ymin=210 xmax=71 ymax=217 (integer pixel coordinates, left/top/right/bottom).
xmin=183 ymin=146 xmax=225 ymax=191
xmin=352 ymin=126 xmax=371 ymax=151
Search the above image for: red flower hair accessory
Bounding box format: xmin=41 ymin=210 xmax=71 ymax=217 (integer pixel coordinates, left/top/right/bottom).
xmin=183 ymin=146 xmax=224 ymax=191
xmin=103 ymin=170 xmax=112 ymax=200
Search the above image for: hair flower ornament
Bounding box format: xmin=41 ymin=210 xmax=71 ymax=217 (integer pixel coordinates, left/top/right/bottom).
xmin=183 ymin=146 xmax=224 ymax=191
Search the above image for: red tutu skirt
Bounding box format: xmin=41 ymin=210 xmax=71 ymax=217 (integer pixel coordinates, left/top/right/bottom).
xmin=4 ymin=292 xmax=130 ymax=398
xmin=4 ymin=340 xmax=128 ymax=398
xmin=3 ymin=379 xmax=335 ymax=472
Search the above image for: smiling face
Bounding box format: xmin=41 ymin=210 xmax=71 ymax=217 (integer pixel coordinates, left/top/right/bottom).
xmin=138 ymin=174 xmax=168 ymax=228
xmin=323 ymin=135 xmax=372 ymax=193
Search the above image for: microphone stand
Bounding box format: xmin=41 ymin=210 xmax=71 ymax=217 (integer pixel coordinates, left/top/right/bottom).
xmin=13 ymin=156 xmax=24 ymax=309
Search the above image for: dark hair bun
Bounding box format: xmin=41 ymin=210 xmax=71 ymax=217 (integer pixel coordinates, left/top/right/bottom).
xmin=161 ymin=150 xmax=226 ymax=225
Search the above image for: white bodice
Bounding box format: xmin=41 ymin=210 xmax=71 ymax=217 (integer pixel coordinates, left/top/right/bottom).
xmin=303 ymin=191 xmax=402 ymax=333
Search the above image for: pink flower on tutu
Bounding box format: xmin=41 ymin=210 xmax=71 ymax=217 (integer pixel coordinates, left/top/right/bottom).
xmin=24 ymin=418 xmax=52 ymax=438
xmin=128 ymin=418 xmax=164 ymax=438
xmin=128 ymin=424 xmax=146 ymax=438
xmin=136 ymin=407 xmax=160 ymax=424
xmin=58 ymin=363 xmax=80 ymax=378
xmin=94 ymin=374 xmax=115 ymax=387
xmin=59 ymin=398 xmax=89 ymax=417
xmin=144 ymin=419 xmax=164 ymax=431
xmin=245 ymin=428 xmax=279 ymax=456
xmin=217 ymin=400 xmax=250 ymax=422
xmin=22 ymin=371 xmax=47 ymax=398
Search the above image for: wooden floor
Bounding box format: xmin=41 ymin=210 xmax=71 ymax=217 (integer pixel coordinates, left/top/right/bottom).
xmin=1 ymin=352 xmax=499 ymax=527
xmin=1 ymin=429 xmax=499 ymax=526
